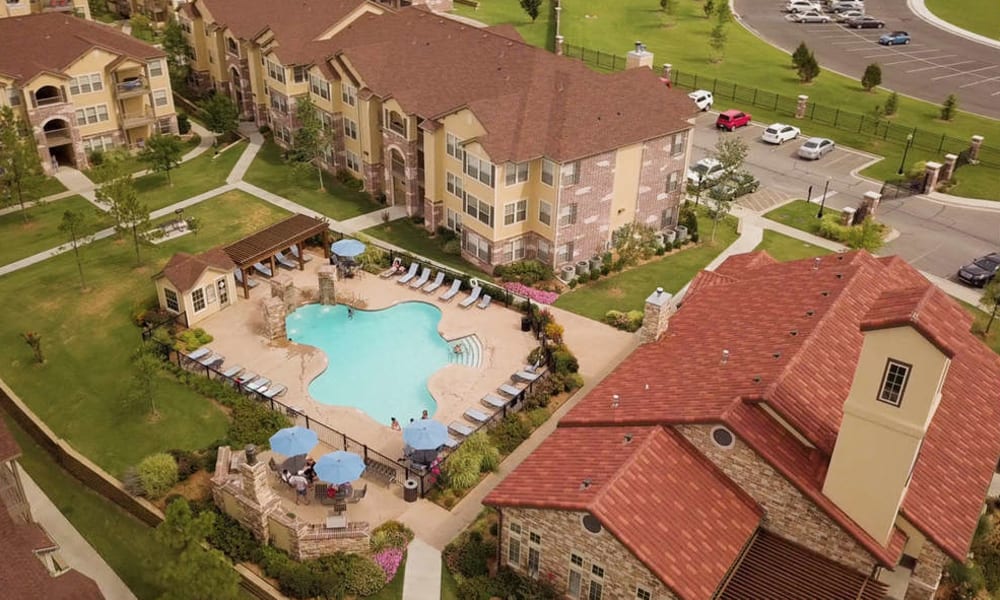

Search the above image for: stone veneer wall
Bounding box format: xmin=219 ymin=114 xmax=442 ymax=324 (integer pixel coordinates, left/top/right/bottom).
xmin=500 ymin=507 xmax=678 ymax=600
xmin=382 ymin=128 xmax=421 ymax=215
xmin=634 ymin=132 xmax=687 ymax=230
xmin=903 ymin=541 xmax=948 ymax=600
xmin=675 ymin=424 xmax=878 ymax=574
xmin=554 ymin=150 xmax=616 ymax=267
xmin=29 ymin=103 xmax=85 ymax=174
xmin=223 ymin=54 xmax=254 ymax=119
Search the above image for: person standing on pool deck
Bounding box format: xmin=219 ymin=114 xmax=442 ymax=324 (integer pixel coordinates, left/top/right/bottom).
xmin=391 ymin=417 xmax=401 ymax=431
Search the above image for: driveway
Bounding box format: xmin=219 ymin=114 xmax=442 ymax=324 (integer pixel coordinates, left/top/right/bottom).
xmin=734 ymin=0 xmax=1000 ymax=119
xmin=690 ymin=113 xmax=1000 ymax=282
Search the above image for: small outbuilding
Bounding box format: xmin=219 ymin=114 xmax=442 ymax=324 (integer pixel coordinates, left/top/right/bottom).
xmin=153 ymin=247 xmax=236 ymax=326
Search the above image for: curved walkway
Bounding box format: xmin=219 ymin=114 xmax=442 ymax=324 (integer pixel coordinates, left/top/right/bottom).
xmin=907 ymin=0 xmax=1000 ymax=50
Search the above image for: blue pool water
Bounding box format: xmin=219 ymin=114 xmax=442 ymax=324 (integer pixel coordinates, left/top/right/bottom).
xmin=286 ymin=302 xmax=451 ymax=426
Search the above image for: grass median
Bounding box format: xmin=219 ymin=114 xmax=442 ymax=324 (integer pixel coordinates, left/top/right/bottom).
xmin=0 ymin=196 xmax=114 ymax=267
xmin=755 ymin=229 xmax=832 ymax=261
xmin=925 ymin=0 xmax=1000 ymax=41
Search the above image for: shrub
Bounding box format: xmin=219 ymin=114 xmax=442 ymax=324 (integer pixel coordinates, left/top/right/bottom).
xmin=167 ymin=448 xmax=201 ymax=481
xmin=457 ymin=575 xmax=493 ymax=600
xmin=600 ymin=264 xmax=610 ymax=276
xmin=552 ymin=345 xmax=580 ymax=374
xmin=436 ymin=226 xmax=458 ymax=242
xmin=208 ymin=509 xmax=264 ymax=563
xmin=258 ymin=125 xmax=271 ymax=135
xmin=177 ymin=113 xmax=191 ymax=134
xmin=410 ymin=215 xmax=425 ymax=225
xmin=136 ymin=453 xmax=178 ymax=499
xmin=940 ymin=93 xmax=959 ymax=121
xmin=488 ymin=414 xmax=531 ymax=454
xmin=691 ymin=231 xmax=700 ymax=243
xmin=88 ymin=149 xmax=105 ymax=166
xmin=373 ymin=548 xmax=405 ymax=583
xmin=493 ymin=260 xmax=554 ymax=286
xmin=626 ymin=310 xmax=644 ymax=331
xmin=885 ymin=91 xmax=899 ymax=116
xmin=503 ymin=282 xmax=559 ymax=305
xmin=568 ymin=278 xmax=578 ymax=289
xmin=174 ymin=328 xmax=213 ymax=352
xmin=655 ymin=245 xmax=666 ymax=256
xmin=563 ymin=372 xmax=585 ymax=391
xmin=443 ymin=432 xmax=500 ymax=492
xmin=589 ymin=269 xmax=600 ymax=281
xmin=444 ymin=532 xmax=496 ymax=579
xmin=228 ymin=398 xmax=291 ymax=447
xmin=346 ymin=554 xmax=387 ymax=595
xmin=370 ymin=520 xmax=414 ymax=552
xmin=526 ymin=407 xmax=551 ymax=428
xmin=442 ymin=239 xmax=462 ymax=255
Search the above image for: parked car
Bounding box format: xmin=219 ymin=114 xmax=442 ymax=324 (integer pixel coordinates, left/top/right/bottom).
xmin=786 ymin=0 xmax=821 ymax=12
xmin=706 ymin=171 xmax=760 ymax=202
xmin=688 ymin=89 xmax=714 ymax=111
xmin=879 ymin=31 xmax=911 ymax=45
xmin=846 ymin=15 xmax=885 ymax=28
xmin=762 ymin=123 xmax=801 ymax=144
xmin=686 ymin=157 xmax=725 ymax=186
xmin=828 ymin=0 xmax=864 ymax=12
xmin=797 ymin=137 xmax=835 ymax=159
xmin=957 ymin=253 xmax=1000 ymax=287
xmin=791 ymin=10 xmax=831 ymax=22
xmin=715 ymin=109 xmax=752 ymax=131
xmin=835 ymin=10 xmax=865 ymax=22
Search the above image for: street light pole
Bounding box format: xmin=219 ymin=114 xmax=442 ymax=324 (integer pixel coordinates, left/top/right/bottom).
xmin=817 ymin=177 xmax=831 ymax=218
xmin=897 ymin=133 xmax=915 ymax=176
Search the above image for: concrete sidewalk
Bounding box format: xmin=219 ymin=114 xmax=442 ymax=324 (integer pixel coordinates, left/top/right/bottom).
xmin=401 ymin=538 xmax=442 ymax=600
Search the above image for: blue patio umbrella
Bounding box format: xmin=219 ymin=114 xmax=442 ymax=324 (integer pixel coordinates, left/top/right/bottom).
xmin=314 ymin=451 xmax=366 ymax=484
xmin=269 ymin=426 xmax=319 ymax=457
xmin=330 ymin=238 xmax=366 ymax=258
xmin=403 ymin=420 xmax=449 ymax=451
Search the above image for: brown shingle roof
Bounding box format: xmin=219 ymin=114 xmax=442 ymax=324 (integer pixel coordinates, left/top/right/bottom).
xmin=0 ymin=418 xmax=21 ymax=465
xmin=0 ymin=13 xmax=164 ymax=84
xmin=156 ymin=247 xmax=235 ymax=292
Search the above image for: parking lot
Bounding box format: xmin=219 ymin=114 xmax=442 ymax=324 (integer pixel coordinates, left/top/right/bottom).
xmin=735 ymin=0 xmax=1000 ymax=118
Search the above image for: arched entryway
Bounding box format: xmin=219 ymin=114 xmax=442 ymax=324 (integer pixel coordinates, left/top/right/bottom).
xmin=34 ymin=85 xmax=64 ymax=107
xmin=389 ymin=148 xmax=406 ymax=206
xmin=42 ymin=119 xmax=75 ymax=168
xmin=229 ymin=67 xmax=244 ymax=115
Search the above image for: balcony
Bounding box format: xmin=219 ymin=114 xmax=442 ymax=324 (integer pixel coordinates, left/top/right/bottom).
xmin=40 ymin=0 xmax=75 ymax=11
xmin=44 ymin=127 xmax=73 ymax=146
xmin=115 ymin=77 xmax=149 ymax=99
xmin=121 ymin=109 xmax=154 ymax=129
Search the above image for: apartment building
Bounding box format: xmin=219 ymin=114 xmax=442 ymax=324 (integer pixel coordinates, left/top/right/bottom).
xmin=0 ymin=13 xmax=178 ymax=174
xmin=180 ymin=0 xmax=694 ymax=269
xmin=0 ymin=0 xmax=90 ymax=21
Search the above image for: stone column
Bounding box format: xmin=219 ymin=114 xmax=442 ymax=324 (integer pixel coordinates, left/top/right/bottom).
xmin=923 ymin=161 xmax=942 ymax=193
xmin=555 ymin=35 xmax=564 ymax=56
xmin=639 ymin=287 xmax=675 ymax=344
xmin=662 ymin=63 xmax=672 ymax=82
xmin=969 ymin=135 xmax=984 ymax=164
xmin=942 ymin=153 xmax=958 ymax=181
xmin=270 ymin=273 xmax=299 ymax=311
xmin=860 ymin=191 xmax=881 ymax=217
xmin=262 ymin=297 xmax=287 ymax=342
xmin=795 ymin=95 xmax=809 ymax=119
xmin=841 ymin=206 xmax=857 ymax=227
xmin=318 ymin=265 xmax=336 ymax=305
xmin=239 ymin=461 xmax=281 ymax=543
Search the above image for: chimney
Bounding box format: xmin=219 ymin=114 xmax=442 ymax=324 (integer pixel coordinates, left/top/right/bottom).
xmin=639 ymin=287 xmax=675 ymax=344
xmin=626 ymin=40 xmax=654 ymax=70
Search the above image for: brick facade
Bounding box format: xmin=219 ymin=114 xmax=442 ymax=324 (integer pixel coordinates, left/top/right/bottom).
xmin=675 ymin=424 xmax=878 ymax=574
xmin=903 ymin=542 xmax=947 ymax=600
xmin=382 ymin=128 xmax=421 ymax=215
xmin=634 ymin=132 xmax=686 ymax=231
xmin=29 ymin=101 xmax=85 ymax=174
xmin=553 ymin=150 xmax=615 ymax=267
xmin=223 ymin=54 xmax=254 ymax=119
xmin=500 ymin=507 xmax=678 ymax=600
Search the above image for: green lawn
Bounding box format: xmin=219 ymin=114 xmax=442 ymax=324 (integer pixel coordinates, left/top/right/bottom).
xmin=361 ymin=220 xmax=492 ymax=278
xmin=85 ymin=136 xmax=202 ymax=181
xmin=243 ymin=139 xmax=382 ymax=221
xmin=134 ymin=141 xmax=246 ymax=212
xmin=3 ymin=415 xmax=169 ymax=599
xmin=755 ymin=230 xmax=832 ymax=262
xmin=441 ymin=561 xmax=459 ymax=600
xmin=38 ymin=176 xmax=67 ymax=197
xmin=553 ymin=212 xmax=738 ymax=320
xmin=454 ymin=0 xmax=553 ymax=48
xmin=926 ymin=0 xmax=1000 ymax=41
xmin=465 ymin=0 xmax=1000 ymax=199
xmin=763 ymin=200 xmax=829 ymax=235
xmin=0 ymin=196 xmax=114 ymax=266
xmin=0 ymin=190 xmax=288 ymax=475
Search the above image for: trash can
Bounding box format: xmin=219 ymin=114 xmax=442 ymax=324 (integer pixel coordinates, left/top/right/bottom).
xmin=403 ymin=479 xmax=419 ymax=503
xmin=521 ymin=316 xmax=532 ymax=332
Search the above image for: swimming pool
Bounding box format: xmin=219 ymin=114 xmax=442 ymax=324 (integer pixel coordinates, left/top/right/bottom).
xmin=286 ymin=302 xmax=451 ymax=426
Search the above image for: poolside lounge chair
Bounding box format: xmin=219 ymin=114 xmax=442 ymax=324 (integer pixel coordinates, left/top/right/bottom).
xmin=477 ymin=295 xmax=492 ymax=310
xmin=409 ymin=267 xmax=431 ymax=289
xmin=197 ymin=352 xmax=225 ymax=368
xmin=499 ymin=383 xmax=523 ymax=397
xmin=274 ymin=251 xmax=297 ymax=270
xmin=423 ymin=272 xmax=445 ymax=294
xmin=439 ymin=279 xmax=461 ymax=302
xmin=290 ymin=244 xmax=313 ymax=262
xmin=396 ymin=263 xmax=419 ymax=285
xmin=464 ymin=408 xmax=490 ymax=423
xmin=244 ymin=377 xmax=271 ymax=392
xmin=262 ymin=384 xmax=287 ymax=399
xmin=442 ymin=437 xmax=460 ymax=450
xmin=448 ymin=421 xmax=474 ymax=437
xmin=482 ymin=394 xmax=507 ymax=409
xmin=253 ymin=262 xmax=273 ymax=278
xmin=233 ymin=269 xmax=259 ymax=289
xmin=221 ymin=364 xmax=244 ymax=379
xmin=459 ymin=285 xmax=482 ymax=308
xmin=514 ymin=368 xmax=542 ymax=382
xmin=185 ymin=347 xmax=211 ymax=362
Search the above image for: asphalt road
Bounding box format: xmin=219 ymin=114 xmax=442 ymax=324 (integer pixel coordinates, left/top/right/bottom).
xmin=690 ymin=114 xmax=1000 ymax=281
xmin=734 ymin=0 xmax=1000 ymax=119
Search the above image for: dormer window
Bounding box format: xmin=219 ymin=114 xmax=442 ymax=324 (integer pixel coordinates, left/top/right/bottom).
xmin=878 ymin=359 xmax=911 ymax=407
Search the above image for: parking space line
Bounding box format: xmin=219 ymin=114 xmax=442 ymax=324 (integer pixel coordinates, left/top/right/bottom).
xmin=902 ymin=49 xmax=947 ymax=54
xmin=881 ymin=58 xmax=922 ymax=65
xmin=992 ymin=90 xmax=1000 ymax=96
xmin=932 ymin=65 xmax=998 ymax=81
xmin=833 ymin=40 xmax=873 ymax=45
xmin=960 ymin=76 xmax=1000 ymax=88
xmin=906 ymin=61 xmax=975 ymax=73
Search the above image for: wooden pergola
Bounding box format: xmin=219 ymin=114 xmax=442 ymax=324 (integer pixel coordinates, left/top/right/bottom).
xmin=222 ymin=214 xmax=331 ymax=299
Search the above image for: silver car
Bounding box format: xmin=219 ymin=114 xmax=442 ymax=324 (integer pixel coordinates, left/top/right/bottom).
xmin=798 ymin=137 xmax=835 ymax=160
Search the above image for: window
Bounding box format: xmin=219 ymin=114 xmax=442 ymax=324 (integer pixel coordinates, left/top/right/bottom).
xmin=345 ymin=150 xmax=361 ymax=173
xmin=192 ymin=288 xmax=206 ymax=312
xmin=463 ymin=193 xmax=493 ymax=226
xmin=164 ymin=288 xmax=179 ymax=312
xmin=463 ymin=232 xmax=491 ymax=262
xmin=589 ymin=564 xmax=605 ymax=600
xmin=636 ymin=587 xmax=652 ymax=600
xmin=504 ymin=200 xmax=527 ymax=225
xmin=505 ymin=161 xmax=529 ymax=186
xmin=293 ymin=66 xmax=308 ymax=84
xmin=158 ymin=118 xmax=173 ymax=134
xmin=510 ymin=522 xmax=522 ymax=535
xmin=179 ymin=19 xmax=191 ymax=33
xmin=539 ymin=201 xmax=552 ymax=226
xmin=74 ymin=104 xmax=109 ymax=125
xmin=879 ymin=359 xmax=911 ymax=406
xmin=671 ymin=131 xmax=687 ymax=157
xmin=537 ymin=239 xmax=551 ymax=262
xmin=309 ymin=74 xmax=330 ymax=100
xmin=541 ymin=159 xmax=556 ymax=186
xmin=446 ymin=172 xmax=463 ymax=199
xmin=562 ymin=161 xmax=580 ymax=186
xmin=446 ymin=133 xmax=463 ymax=160
xmin=266 ymin=59 xmax=286 ymax=83
xmin=343 ymin=118 xmax=358 ymax=140
xmin=665 ymin=170 xmax=681 ymax=193
xmin=557 ymin=242 xmax=574 ymax=263
xmin=660 ymin=206 xmax=674 ymax=229
xmin=463 ymin=153 xmax=495 ymax=187
xmin=69 ymin=73 xmax=102 ymax=95
xmin=567 ymin=554 xmax=585 ymax=598
xmin=446 ymin=208 xmax=462 ymax=232
xmin=510 ymin=238 xmax=525 ymax=261
xmin=153 ymin=89 xmax=169 ymax=107
xmin=341 ymin=83 xmax=357 ymax=106
xmin=226 ymin=37 xmax=239 ymax=55
xmin=384 ymin=110 xmax=406 ymax=136
xmin=558 ymin=204 xmax=578 ymax=227
xmin=82 ymin=134 xmax=114 ymax=153
xmin=269 ymin=90 xmax=287 ymax=114
xmin=528 ymin=548 xmax=540 ymax=578
xmin=529 ymin=532 xmax=541 ymax=544
xmin=7 ymin=88 xmax=21 ymax=106
xmin=217 ymin=278 xmax=229 ymax=305
xmin=205 ymin=283 xmax=217 ymax=304
xmin=508 ymin=537 xmax=521 ymax=565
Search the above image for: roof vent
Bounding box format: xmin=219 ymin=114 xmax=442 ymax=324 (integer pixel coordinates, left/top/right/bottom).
xmin=805 ymin=310 xmax=815 ymax=317
xmin=812 ymin=257 xmax=822 ymax=270
xmin=835 ymin=273 xmax=844 ymax=279
xmin=721 ymin=349 xmax=730 ymax=364
xmin=772 ymin=351 xmax=781 ymax=359
xmin=644 ymin=383 xmax=650 ymax=391
xmin=753 ymin=375 xmax=762 ymax=383
xmin=580 ymin=478 xmax=592 ymax=490
xmin=821 ymin=290 xmax=830 ymax=297
xmin=837 ymin=254 xmax=845 ymax=261
xmin=611 ymin=394 xmax=620 ymax=409
xmin=623 ymin=433 xmax=633 ymax=445
xmin=789 ymin=330 xmax=798 ymax=337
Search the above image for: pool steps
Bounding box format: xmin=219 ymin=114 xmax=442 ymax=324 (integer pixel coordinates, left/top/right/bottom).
xmin=449 ymin=334 xmax=483 ymax=368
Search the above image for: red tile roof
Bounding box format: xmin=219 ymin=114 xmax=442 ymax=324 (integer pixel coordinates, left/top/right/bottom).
xmin=485 ymin=426 xmax=762 ymax=600
xmin=155 ymin=247 xmax=235 ymax=292
xmin=558 ymin=250 xmax=1000 ymax=564
xmin=0 ymin=13 xmax=164 ymax=84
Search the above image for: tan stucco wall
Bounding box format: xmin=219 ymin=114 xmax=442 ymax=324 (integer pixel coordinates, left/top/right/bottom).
xmin=609 ymin=142 xmax=643 ymax=231
xmin=155 ymin=267 xmax=236 ymax=326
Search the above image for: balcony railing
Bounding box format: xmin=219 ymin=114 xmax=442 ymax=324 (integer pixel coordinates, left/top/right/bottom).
xmin=35 ymin=95 xmax=66 ymax=107
xmin=41 ymin=0 xmax=74 ymax=11
xmin=116 ymin=78 xmax=149 ymax=98
xmin=44 ymin=128 xmax=72 ymax=146
xmin=121 ymin=109 xmax=154 ymax=129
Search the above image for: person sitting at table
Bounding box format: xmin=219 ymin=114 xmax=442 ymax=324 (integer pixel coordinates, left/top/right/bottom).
xmin=303 ymin=457 xmax=317 ymax=483
xmin=326 ymin=484 xmax=338 ymax=500
xmin=339 ymin=481 xmax=353 ymax=497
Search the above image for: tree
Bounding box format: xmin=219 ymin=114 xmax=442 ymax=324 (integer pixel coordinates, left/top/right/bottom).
xmin=845 ymin=216 xmax=884 ymax=252
xmin=940 ymin=94 xmax=958 ymax=121
xmin=288 ymin=96 xmax=330 ymax=191
xmin=127 ymin=344 xmax=161 ymax=415
xmin=59 ymin=209 xmax=89 ymax=290
xmin=140 ymin=134 xmax=184 ymax=185
xmin=21 ymin=332 xmax=43 ymax=363
xmin=885 ymin=91 xmax=899 ymax=116
xmin=155 ymin=498 xmax=240 ymax=600
xmin=200 ymin=93 xmax=239 ymax=141
xmin=797 ymin=52 xmax=820 ymax=83
xmin=162 ymin=18 xmax=192 ymax=90
xmin=708 ymin=136 xmax=750 ymax=241
xmin=791 ymin=41 xmax=810 ymax=70
xmin=980 ymin=278 xmax=1000 ymax=334
xmin=661 ymin=0 xmax=678 ymax=14
xmin=96 ymin=172 xmax=150 ymax=265
xmin=716 ymin=1 xmax=732 ymax=23
xmin=519 ymin=0 xmax=542 ymax=22
xmin=0 ymin=106 xmax=45 ymax=223
xmin=861 ymin=63 xmax=882 ymax=92
xmin=703 ymin=0 xmax=716 ymax=17
xmin=709 ymin=23 xmax=728 ymax=61
xmin=612 ymin=222 xmax=657 ymax=267
xmin=130 ymin=14 xmax=154 ymax=42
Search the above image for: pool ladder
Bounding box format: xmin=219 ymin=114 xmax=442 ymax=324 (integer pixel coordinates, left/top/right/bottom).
xmin=449 ymin=335 xmax=483 ymax=368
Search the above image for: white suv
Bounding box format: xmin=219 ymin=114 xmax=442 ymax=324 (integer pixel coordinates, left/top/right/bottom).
xmin=688 ymin=90 xmax=714 ymax=111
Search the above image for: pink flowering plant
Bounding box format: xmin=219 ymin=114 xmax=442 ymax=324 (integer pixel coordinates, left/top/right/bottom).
xmin=503 ymin=282 xmax=559 ymax=305
xmin=369 ymin=521 xmax=414 ymax=583
xmin=373 ymin=547 xmax=405 ymax=582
